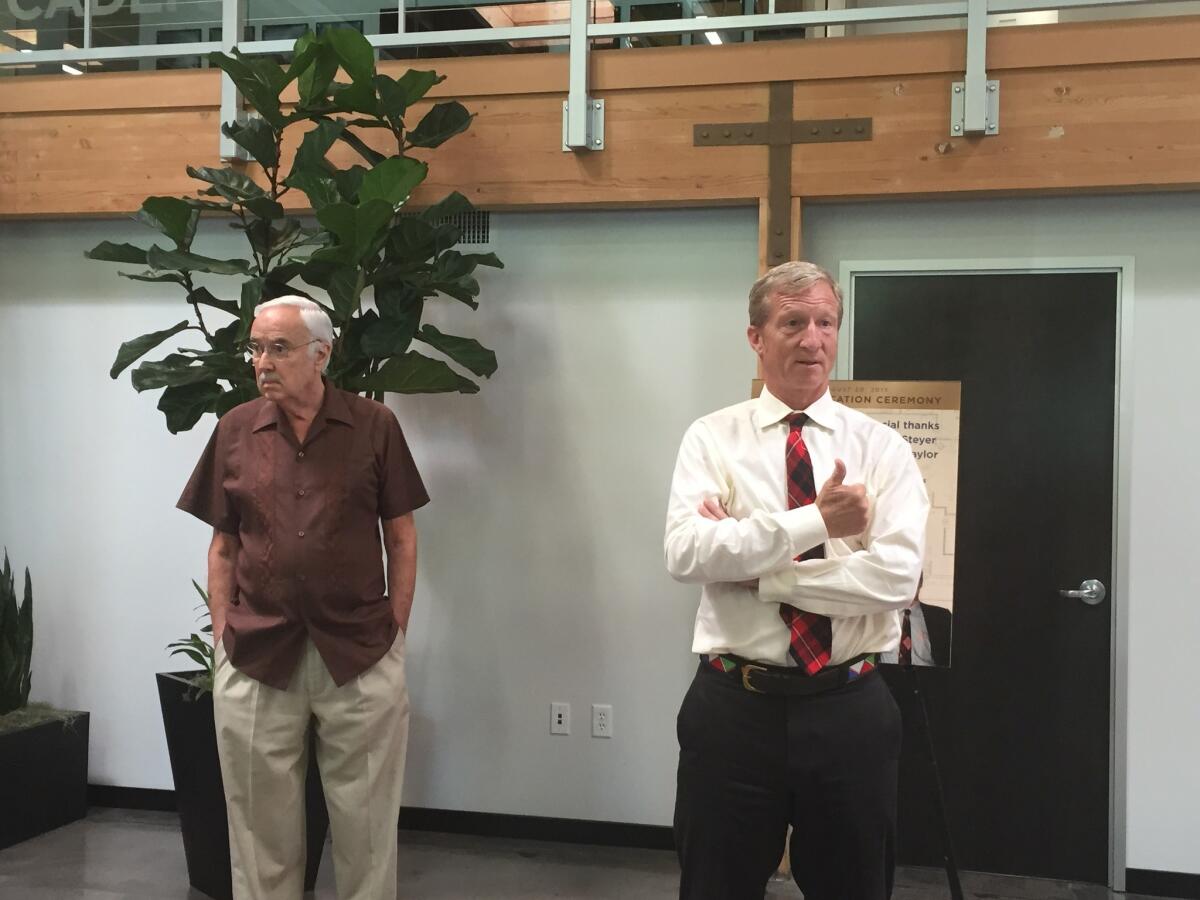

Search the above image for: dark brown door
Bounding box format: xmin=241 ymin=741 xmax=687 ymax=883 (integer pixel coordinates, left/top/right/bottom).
xmin=851 ymin=271 xmax=1117 ymax=884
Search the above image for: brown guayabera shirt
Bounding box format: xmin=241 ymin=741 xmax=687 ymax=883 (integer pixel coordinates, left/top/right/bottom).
xmin=178 ymin=383 xmax=429 ymax=689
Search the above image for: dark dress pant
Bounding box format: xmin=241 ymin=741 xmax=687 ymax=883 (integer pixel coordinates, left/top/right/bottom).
xmin=674 ymin=662 xmax=902 ymax=900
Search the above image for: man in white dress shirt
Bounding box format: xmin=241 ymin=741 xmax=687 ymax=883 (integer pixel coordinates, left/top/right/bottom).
xmin=664 ymin=261 xmax=929 ymax=900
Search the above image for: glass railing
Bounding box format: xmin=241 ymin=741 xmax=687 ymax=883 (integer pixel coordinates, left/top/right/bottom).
xmin=2 ymin=0 xmax=1198 ymax=77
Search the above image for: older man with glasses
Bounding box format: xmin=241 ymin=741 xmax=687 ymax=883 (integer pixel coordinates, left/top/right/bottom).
xmin=178 ymin=296 xmax=428 ymax=900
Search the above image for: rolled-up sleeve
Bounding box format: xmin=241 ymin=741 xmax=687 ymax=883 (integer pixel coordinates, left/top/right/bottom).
xmin=177 ymin=422 xmax=240 ymax=535
xmin=757 ymin=433 xmax=928 ymax=617
xmin=664 ymin=421 xmax=828 ymax=584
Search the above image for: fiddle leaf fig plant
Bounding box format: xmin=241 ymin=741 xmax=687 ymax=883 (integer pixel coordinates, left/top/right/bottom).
xmin=86 ymin=27 xmax=502 ymax=434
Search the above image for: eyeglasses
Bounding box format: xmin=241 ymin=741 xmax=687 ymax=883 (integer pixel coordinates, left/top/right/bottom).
xmin=244 ymin=339 xmax=322 ymax=362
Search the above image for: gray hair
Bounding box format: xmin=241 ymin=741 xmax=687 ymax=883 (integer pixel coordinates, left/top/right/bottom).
xmin=748 ymin=261 xmax=843 ymax=327
xmin=254 ymin=296 xmax=334 ymax=372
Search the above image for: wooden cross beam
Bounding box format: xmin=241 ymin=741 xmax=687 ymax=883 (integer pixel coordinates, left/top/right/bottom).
xmin=694 ymin=81 xmax=872 ymax=267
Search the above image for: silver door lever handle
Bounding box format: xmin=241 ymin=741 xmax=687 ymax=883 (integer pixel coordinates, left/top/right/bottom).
xmin=1059 ymin=579 xmax=1106 ymax=605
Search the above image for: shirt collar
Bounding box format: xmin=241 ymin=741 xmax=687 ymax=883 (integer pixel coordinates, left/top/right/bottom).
xmin=755 ymin=385 xmax=840 ymax=432
xmin=252 ymin=379 xmax=354 ymax=433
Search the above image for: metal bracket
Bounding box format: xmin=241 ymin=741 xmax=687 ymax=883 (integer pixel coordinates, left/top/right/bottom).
xmin=562 ymin=99 xmax=605 ymax=151
xmin=694 ymin=117 xmax=871 ymax=146
xmin=218 ymin=0 xmax=250 ymax=161
xmin=950 ymin=80 xmax=999 ymax=136
xmin=951 ymin=0 xmax=998 ymax=137
xmin=562 ymin=0 xmax=603 ymax=151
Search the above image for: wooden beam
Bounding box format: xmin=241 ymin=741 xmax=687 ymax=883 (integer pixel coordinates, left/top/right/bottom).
xmin=4 ymin=18 xmax=1200 ymax=217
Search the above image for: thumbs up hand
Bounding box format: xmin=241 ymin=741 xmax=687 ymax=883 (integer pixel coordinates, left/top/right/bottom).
xmin=816 ymin=458 xmax=869 ymax=538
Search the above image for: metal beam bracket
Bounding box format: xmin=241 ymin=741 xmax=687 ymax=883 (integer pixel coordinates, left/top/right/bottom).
xmin=562 ymin=99 xmax=605 ymax=151
xmin=694 ymin=117 xmax=872 ymax=146
xmin=950 ymin=79 xmax=999 ymax=136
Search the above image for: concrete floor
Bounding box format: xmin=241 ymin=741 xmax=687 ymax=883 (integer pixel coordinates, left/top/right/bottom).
xmin=0 ymin=808 xmax=1172 ymax=900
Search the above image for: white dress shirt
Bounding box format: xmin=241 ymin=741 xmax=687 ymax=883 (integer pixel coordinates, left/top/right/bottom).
xmin=664 ymin=386 xmax=930 ymax=666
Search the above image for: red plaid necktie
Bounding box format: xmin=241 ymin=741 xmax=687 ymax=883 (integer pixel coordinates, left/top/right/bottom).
xmin=898 ymin=608 xmax=913 ymax=665
xmin=779 ymin=413 xmax=833 ymax=674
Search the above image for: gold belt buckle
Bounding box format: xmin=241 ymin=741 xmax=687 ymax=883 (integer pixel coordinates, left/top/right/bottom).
xmin=741 ymin=664 xmax=767 ymax=693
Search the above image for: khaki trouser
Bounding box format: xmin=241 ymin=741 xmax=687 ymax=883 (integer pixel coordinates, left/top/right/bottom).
xmin=213 ymin=633 xmax=409 ymax=900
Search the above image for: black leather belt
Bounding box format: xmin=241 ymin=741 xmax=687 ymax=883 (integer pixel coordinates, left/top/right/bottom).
xmin=701 ymin=652 xmax=879 ymax=696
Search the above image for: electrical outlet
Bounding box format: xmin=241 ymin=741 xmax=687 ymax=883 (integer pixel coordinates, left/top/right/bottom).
xmin=591 ymin=703 xmax=613 ymax=738
xmin=550 ymin=702 xmax=570 ymax=735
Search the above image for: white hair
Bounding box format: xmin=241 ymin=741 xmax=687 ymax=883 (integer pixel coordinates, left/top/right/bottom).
xmin=254 ymin=296 xmax=334 ymax=372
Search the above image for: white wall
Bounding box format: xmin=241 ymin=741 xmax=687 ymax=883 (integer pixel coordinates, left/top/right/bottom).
xmin=0 ymin=208 xmax=759 ymax=828
xmin=803 ymin=192 xmax=1200 ymax=877
xmin=2 ymin=193 xmax=1198 ymax=876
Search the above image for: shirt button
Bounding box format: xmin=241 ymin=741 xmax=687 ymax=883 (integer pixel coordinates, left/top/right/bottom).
xmin=297 ymin=451 xmax=305 ymax=460
xmin=297 ymin=489 xmax=306 ymax=497
xmin=298 ymin=574 xmax=307 ymax=582
xmin=298 ymin=530 xmax=305 ymax=538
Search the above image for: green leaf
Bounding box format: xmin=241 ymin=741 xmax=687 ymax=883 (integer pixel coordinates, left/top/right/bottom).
xmin=243 ymin=196 xmax=285 ymax=220
xmin=209 ymin=319 xmax=242 ymax=352
xmin=337 ymin=127 xmax=386 ymax=166
xmin=385 ymin=217 xmax=440 ymax=263
xmin=267 ymin=260 xmax=311 ymax=284
xmin=85 ymin=241 xmax=149 ymax=265
xmin=333 ymin=165 xmax=368 ymax=203
xmin=360 ymin=308 xmax=421 ymax=358
xmin=432 ymin=277 xmax=480 ymax=307
xmin=373 ymin=74 xmax=409 ymax=130
xmin=287 ymin=118 xmax=345 ymax=182
xmin=159 ymin=380 xmax=223 ymax=433
xmin=215 ymin=383 xmax=259 ymax=416
xmin=327 ymin=266 xmax=365 ymax=322
xmin=432 ymin=249 xmax=478 ymax=281
xmin=396 ymin=69 xmax=445 ymax=108
xmin=325 ymin=26 xmax=374 ymax=85
xmin=294 ymin=33 xmax=338 ymax=106
xmin=354 ymin=351 xmax=479 ymax=395
xmin=119 ymin=270 xmax=189 ymax=286
xmin=167 ymin=645 xmax=210 ymax=669
xmin=316 ymin=200 xmax=394 ymax=264
xmin=135 ymin=197 xmax=199 ymax=250
xmin=419 ymin=190 xmax=474 ymax=223
xmin=147 ymin=245 xmax=253 ymax=276
xmin=239 ymin=278 xmax=264 ymax=339
xmin=282 ymin=32 xmax=319 ymax=87
xmin=110 ymin=321 xmax=191 ymax=378
xmin=344 ymin=118 xmax=392 ymax=130
xmin=456 ymin=251 xmax=504 ymax=269
xmin=192 ymin=579 xmax=211 ymax=606
xmin=208 ymin=51 xmax=288 ymax=128
xmin=187 ymin=166 xmax=266 ymax=202
xmin=415 ymin=324 xmax=497 ymax=378
xmin=285 ymin=171 xmax=341 ymax=211
xmin=358 ymin=157 xmax=428 ymax=208
xmin=130 ymin=354 xmax=215 ymax=392
xmin=240 ymin=218 xmax=275 ymax=263
xmin=221 ymin=117 xmax=279 ymax=170
xmin=328 ymin=80 xmax=381 ymax=117
xmin=406 ymin=101 xmax=472 ymax=149
xmin=374 ymin=279 xmax=422 ymax=319
xmin=187 ymin=287 xmax=240 ymax=318
xmin=183 ymin=197 xmax=235 ymax=212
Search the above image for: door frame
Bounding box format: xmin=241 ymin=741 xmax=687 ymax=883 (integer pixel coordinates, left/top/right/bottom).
xmin=836 ymin=257 xmax=1134 ymax=890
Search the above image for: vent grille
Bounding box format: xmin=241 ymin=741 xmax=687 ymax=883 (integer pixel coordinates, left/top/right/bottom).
xmin=404 ymin=210 xmax=490 ymax=245
xmin=446 ymin=210 xmax=490 ymax=246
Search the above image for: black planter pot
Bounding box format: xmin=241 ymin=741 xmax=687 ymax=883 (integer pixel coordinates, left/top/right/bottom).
xmin=0 ymin=711 xmax=89 ymax=850
xmin=156 ymin=672 xmax=329 ymax=900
